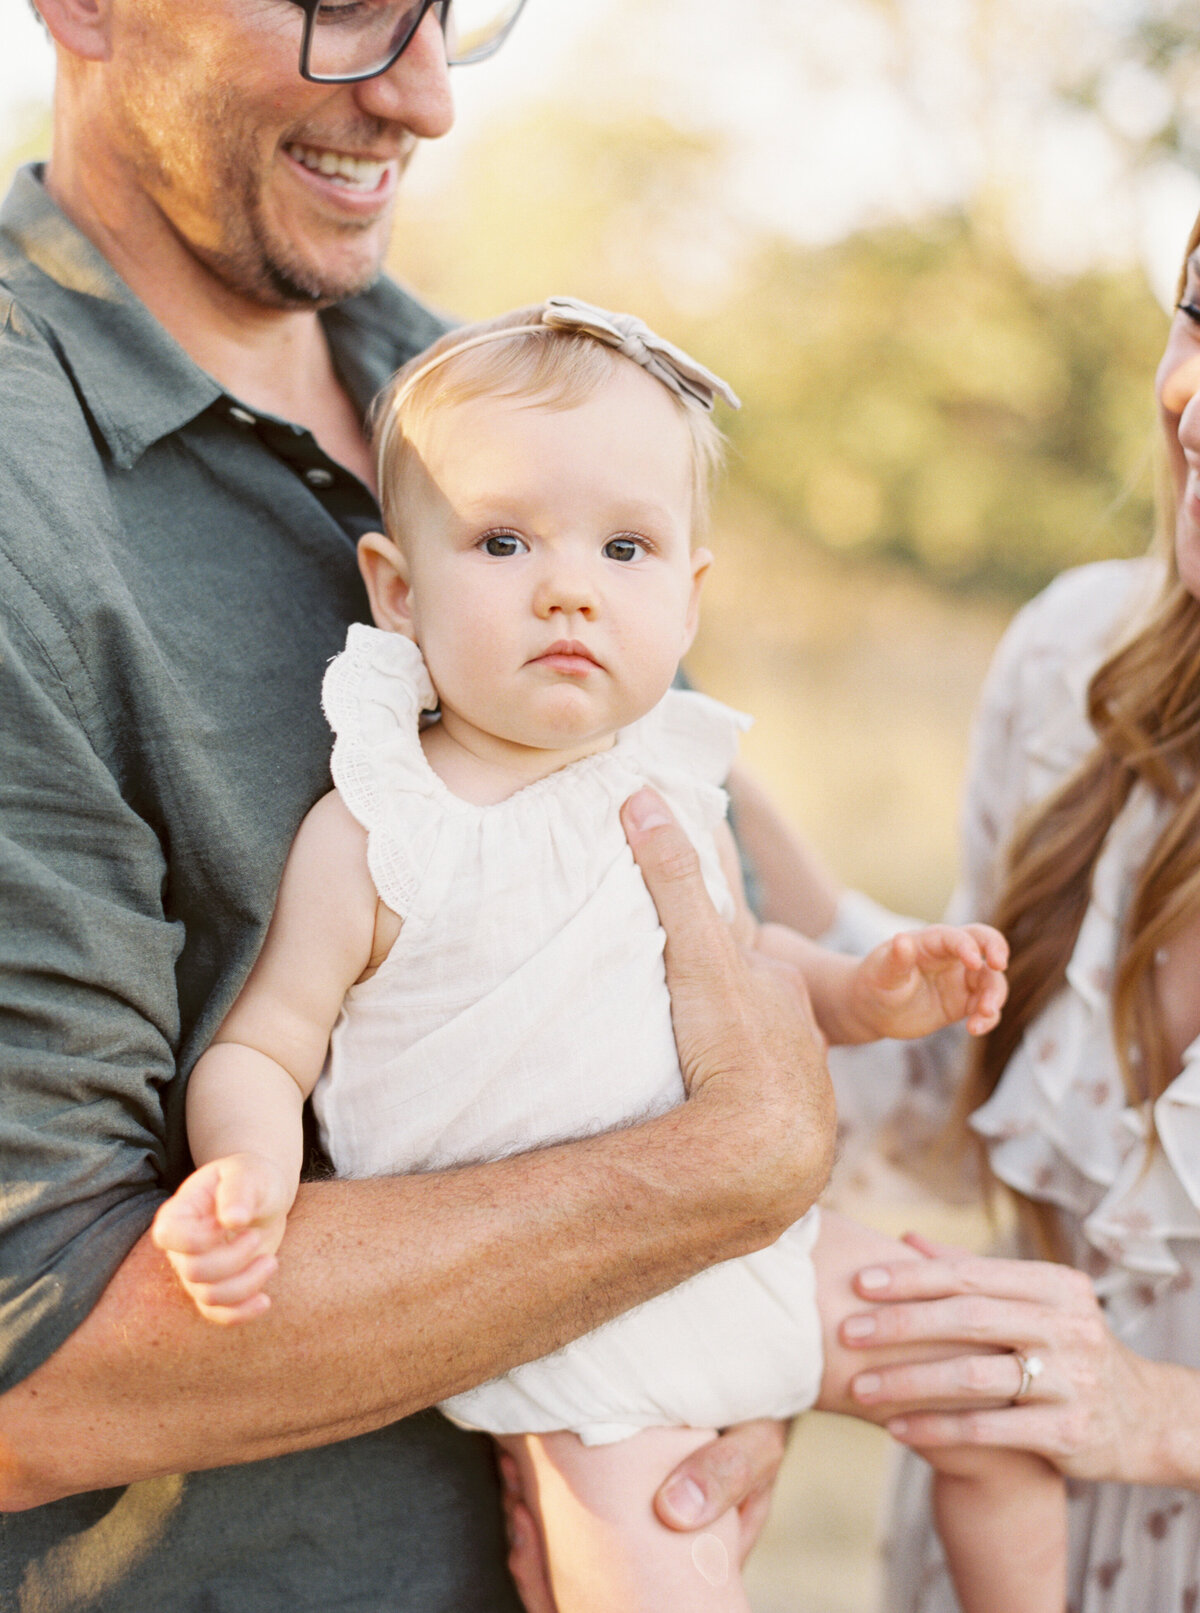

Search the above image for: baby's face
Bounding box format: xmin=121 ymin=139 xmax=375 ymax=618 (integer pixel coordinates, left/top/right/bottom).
xmin=374 ymin=364 xmax=710 ymax=765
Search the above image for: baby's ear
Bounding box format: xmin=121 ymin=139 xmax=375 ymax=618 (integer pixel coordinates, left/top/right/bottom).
xmin=681 ymin=545 xmax=712 ymax=653
xmin=358 ymin=531 xmax=416 ymax=638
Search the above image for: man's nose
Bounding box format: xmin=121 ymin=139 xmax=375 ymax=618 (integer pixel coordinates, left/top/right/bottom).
xmin=351 ymin=12 xmax=455 ymax=140
xmin=1160 ymin=350 xmax=1200 ymax=419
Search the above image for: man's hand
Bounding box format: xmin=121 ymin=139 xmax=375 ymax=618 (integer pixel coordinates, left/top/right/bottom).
xmin=655 ymin=1419 xmax=789 ymax=1562
xmin=501 ymin=1421 xmax=790 ymax=1610
xmin=151 ymin=1153 xmax=290 ymax=1325
xmin=621 ymin=788 xmax=837 ymax=1236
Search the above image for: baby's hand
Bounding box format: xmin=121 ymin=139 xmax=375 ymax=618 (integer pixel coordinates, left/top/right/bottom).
xmin=151 ymin=1153 xmax=291 ymax=1325
xmin=851 ymin=924 xmax=1008 ymax=1041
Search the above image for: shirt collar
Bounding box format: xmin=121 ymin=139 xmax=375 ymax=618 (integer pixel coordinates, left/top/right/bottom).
xmin=0 ymin=164 xmax=448 ymax=469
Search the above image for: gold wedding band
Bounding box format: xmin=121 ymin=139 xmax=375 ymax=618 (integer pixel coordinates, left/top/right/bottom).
xmin=1013 ymin=1351 xmax=1044 ymax=1404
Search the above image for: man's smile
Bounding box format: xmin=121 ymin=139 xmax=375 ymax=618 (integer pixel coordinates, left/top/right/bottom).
xmin=284 ymin=142 xmax=394 ymax=190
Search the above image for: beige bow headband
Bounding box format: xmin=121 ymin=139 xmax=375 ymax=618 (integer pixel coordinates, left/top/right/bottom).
xmin=384 ymin=295 xmax=741 ymax=416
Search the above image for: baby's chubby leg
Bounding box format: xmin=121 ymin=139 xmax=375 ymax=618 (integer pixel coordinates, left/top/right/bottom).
xmin=497 ymin=1428 xmax=751 ymax=1613
xmin=926 ymin=1443 xmax=1066 ymax=1613
xmin=813 ymin=1211 xmax=1065 ymax=1613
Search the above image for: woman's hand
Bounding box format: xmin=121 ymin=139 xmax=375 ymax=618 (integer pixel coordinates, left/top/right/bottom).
xmin=500 ymin=1421 xmax=789 ymax=1611
xmin=841 ymin=1235 xmax=1184 ymax=1487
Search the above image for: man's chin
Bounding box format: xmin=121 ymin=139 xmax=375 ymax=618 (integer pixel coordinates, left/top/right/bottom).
xmin=261 ymin=255 xmax=383 ymax=309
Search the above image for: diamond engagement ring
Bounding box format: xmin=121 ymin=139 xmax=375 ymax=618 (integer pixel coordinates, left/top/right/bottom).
xmin=1013 ymin=1352 xmax=1045 ymax=1404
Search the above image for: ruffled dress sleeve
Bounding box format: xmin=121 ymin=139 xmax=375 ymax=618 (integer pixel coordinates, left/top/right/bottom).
xmin=956 ymin=566 xmax=1200 ymax=1328
xmin=321 ymin=624 xmax=440 ymax=920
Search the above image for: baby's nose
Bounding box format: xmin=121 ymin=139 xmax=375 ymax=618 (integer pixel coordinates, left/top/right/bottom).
xmin=535 ymin=568 xmax=597 ymax=618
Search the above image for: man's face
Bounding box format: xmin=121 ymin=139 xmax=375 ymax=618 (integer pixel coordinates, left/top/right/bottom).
xmin=95 ymin=0 xmax=454 ymax=307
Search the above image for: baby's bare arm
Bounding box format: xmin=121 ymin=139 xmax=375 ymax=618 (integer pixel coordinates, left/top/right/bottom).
xmin=153 ymin=792 xmax=381 ymax=1321
xmin=3 ymin=792 xmax=834 ymax=1509
xmin=712 ymin=824 xmax=1007 ymax=1045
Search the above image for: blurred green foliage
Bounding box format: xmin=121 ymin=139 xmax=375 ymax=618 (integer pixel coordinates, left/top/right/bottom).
xmin=715 ymin=213 xmax=1165 ymax=597
xmin=395 ymin=105 xmax=1168 ymax=600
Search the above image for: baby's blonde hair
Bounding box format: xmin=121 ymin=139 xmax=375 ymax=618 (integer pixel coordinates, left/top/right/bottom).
xmin=372 ymin=305 xmax=726 ymax=544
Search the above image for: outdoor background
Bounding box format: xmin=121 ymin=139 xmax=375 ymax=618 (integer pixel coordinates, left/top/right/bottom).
xmin=6 ymin=2 xmax=1200 ymax=1607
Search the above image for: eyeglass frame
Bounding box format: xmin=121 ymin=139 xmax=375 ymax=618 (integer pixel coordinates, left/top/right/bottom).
xmin=281 ymin=0 xmax=528 ymax=85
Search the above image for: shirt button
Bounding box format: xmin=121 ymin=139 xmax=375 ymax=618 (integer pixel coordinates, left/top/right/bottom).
xmin=229 ymin=406 xmax=257 ymax=426
xmin=304 ymin=467 xmax=335 ymax=489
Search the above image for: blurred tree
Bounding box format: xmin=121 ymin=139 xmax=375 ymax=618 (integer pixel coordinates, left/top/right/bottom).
xmin=716 ymin=208 xmax=1164 ymax=596
xmin=394 ymin=103 xmax=1166 ymax=600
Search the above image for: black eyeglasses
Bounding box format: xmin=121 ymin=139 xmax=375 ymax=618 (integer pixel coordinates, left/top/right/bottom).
xmin=284 ymin=0 xmax=528 ymax=85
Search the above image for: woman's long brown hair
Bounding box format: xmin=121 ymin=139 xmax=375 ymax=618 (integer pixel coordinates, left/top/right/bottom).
xmin=956 ymin=216 xmax=1200 ymax=1253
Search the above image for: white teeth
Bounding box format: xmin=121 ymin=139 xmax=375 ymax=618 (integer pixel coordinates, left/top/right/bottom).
xmin=286 ymin=144 xmax=388 ymax=190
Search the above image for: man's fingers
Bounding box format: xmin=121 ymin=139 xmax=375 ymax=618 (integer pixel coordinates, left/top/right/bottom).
xmin=620 ymin=788 xmax=730 ymax=965
xmin=654 ymin=1419 xmax=788 ymax=1531
xmin=734 ymin=1483 xmax=774 ymax=1565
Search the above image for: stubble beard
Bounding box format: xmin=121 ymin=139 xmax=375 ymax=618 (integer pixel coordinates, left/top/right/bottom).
xmin=213 ymin=129 xmax=409 ymax=310
xmin=127 ymin=77 xmax=409 ymax=310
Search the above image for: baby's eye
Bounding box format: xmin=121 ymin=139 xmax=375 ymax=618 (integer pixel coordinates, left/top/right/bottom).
xmin=1178 ymin=299 xmax=1200 ymax=329
xmin=604 ymin=536 xmax=644 ymax=563
xmin=479 ymin=531 xmax=528 ymax=557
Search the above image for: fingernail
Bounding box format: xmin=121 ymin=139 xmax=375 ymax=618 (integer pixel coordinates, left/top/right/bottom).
xmin=888 ymin=1418 xmax=909 ymax=1438
xmin=843 ymin=1315 xmax=876 ymax=1339
xmin=854 ymin=1373 xmax=881 ymax=1399
xmin=625 ymin=788 xmax=672 ymax=831
xmin=661 ymin=1477 xmax=706 ymax=1525
xmin=858 ymin=1267 xmax=891 ymax=1291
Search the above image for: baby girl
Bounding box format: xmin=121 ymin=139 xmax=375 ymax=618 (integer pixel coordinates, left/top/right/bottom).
xmin=153 ymin=299 xmax=1064 ymax=1613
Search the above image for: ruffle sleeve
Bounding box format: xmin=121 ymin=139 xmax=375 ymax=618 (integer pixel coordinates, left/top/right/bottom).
xmin=321 ymin=625 xmax=440 ymax=920
xmin=971 ymin=778 xmax=1200 ymax=1326
xmin=618 ymin=687 xmax=751 ymax=838
xmin=956 ymin=561 xmax=1200 ymax=1327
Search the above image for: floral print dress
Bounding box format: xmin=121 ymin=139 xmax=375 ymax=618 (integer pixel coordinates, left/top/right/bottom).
xmin=826 ymin=558 xmax=1200 ymax=1612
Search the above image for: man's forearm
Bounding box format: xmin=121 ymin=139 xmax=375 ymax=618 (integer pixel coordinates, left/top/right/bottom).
xmin=0 ymin=1084 xmax=830 ymax=1509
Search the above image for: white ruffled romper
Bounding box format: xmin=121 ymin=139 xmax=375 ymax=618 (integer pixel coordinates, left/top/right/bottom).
xmin=314 ymin=625 xmax=823 ymax=1445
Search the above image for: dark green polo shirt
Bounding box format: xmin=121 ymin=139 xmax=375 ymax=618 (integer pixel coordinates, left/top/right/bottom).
xmin=0 ymin=165 xmax=521 ymax=1613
